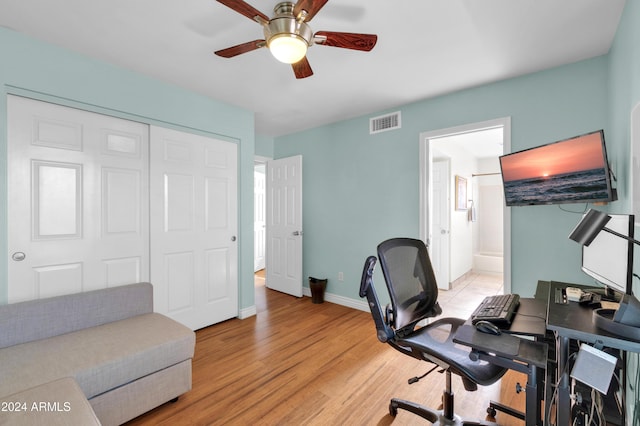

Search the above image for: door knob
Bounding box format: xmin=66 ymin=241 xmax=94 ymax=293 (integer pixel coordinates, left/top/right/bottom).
xmin=292 ymin=231 xmax=303 ymax=236
xmin=12 ymin=252 xmax=26 ymax=261
xmin=231 ymin=236 xmax=237 ymax=242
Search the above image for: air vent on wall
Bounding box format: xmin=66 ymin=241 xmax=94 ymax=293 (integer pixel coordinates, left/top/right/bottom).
xmin=370 ymin=111 xmax=401 ymax=134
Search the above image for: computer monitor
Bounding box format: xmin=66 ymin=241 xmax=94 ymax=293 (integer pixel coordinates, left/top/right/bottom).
xmin=580 ymin=213 xmax=634 ymax=296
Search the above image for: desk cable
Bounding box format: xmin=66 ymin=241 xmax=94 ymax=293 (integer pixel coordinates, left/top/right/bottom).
xmin=630 ymin=352 xmax=640 ymax=425
xmin=568 ymin=343 xmax=627 ymax=426
xmin=546 ymin=351 xmax=577 ymax=426
xmin=576 ymin=385 xmax=604 ymax=426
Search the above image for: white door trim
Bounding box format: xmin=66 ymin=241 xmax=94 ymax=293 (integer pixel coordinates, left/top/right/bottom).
xmin=254 ymin=156 xmax=271 ymax=275
xmin=419 ymin=117 xmax=512 ymax=293
xmin=432 ymin=158 xmax=451 ymax=290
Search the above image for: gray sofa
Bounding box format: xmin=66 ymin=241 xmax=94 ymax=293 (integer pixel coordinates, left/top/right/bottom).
xmin=0 ymin=282 xmax=196 ymax=425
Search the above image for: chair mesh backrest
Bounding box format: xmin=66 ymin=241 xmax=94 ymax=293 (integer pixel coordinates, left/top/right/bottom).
xmin=377 ymin=238 xmax=440 ymax=332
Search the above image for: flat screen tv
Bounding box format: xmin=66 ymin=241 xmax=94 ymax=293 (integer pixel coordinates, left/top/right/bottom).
xmin=499 ymin=130 xmax=616 ymax=206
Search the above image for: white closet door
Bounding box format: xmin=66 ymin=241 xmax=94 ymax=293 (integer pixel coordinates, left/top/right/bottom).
xmin=150 ymin=126 xmax=238 ymax=330
xmin=7 ymin=95 xmax=149 ymax=302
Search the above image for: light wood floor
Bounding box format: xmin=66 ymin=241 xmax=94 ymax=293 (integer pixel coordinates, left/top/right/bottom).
xmin=126 ymin=272 xmax=526 ymax=425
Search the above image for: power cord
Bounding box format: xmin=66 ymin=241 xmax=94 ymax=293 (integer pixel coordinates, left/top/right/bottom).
xmin=546 ymin=352 xmax=578 ymax=426
xmin=630 ymin=352 xmax=640 ymax=425
xmin=558 ymin=204 xmax=589 ymax=215
xmin=589 ymin=388 xmax=604 ymax=425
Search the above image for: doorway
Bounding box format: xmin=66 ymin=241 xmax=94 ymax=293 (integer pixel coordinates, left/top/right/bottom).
xmin=419 ymin=117 xmax=512 ymax=293
xmin=254 ymin=156 xmax=269 ymax=317
xmin=253 ymin=155 xmax=304 ymax=300
xmin=254 ymin=158 xmax=268 ymax=273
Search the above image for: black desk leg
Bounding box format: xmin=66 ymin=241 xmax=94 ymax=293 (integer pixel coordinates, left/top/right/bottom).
xmin=556 ymin=335 xmax=571 ymax=425
xmin=525 ymin=364 xmax=540 ymax=426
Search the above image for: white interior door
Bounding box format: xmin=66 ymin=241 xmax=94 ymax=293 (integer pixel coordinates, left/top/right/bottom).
xmin=7 ymin=95 xmax=149 ymax=302
xmin=150 ymin=126 xmax=238 ymax=330
xmin=431 ymin=159 xmax=451 ymax=290
xmin=266 ymin=155 xmax=303 ymax=297
xmin=254 ymin=169 xmax=266 ymax=271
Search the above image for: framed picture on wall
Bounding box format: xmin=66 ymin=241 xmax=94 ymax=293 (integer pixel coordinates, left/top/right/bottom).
xmin=455 ymin=175 xmax=467 ymax=211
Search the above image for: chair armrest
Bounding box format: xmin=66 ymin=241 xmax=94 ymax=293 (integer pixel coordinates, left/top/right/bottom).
xmin=360 ymin=256 xmax=395 ymax=343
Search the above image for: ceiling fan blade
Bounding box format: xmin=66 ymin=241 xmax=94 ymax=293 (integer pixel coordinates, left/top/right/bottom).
xmin=216 ymin=0 xmax=269 ymax=23
xmin=214 ymin=40 xmax=266 ymax=58
xmin=314 ymin=31 xmax=377 ymax=51
xmin=293 ymin=0 xmax=329 ymax=22
xmin=292 ymin=57 xmax=313 ymax=79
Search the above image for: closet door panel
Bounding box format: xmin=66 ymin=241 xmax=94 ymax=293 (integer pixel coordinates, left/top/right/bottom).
xmin=8 ymin=95 xmax=149 ymax=302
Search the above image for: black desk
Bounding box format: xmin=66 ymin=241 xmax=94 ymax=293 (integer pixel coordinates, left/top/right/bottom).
xmin=454 ymin=298 xmax=548 ymax=426
xmin=506 ymin=297 xmax=547 ymax=337
xmin=543 ymin=280 xmax=640 ymax=426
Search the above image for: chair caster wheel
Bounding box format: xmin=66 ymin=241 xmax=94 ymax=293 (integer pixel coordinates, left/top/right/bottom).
xmin=389 ymin=401 xmax=398 ymax=417
xmin=486 ymin=407 xmax=497 ymax=417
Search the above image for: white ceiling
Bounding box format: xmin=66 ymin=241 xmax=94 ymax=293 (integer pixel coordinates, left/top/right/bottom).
xmin=0 ymin=0 xmax=626 ymax=137
xmin=434 ymin=127 xmax=505 ymax=159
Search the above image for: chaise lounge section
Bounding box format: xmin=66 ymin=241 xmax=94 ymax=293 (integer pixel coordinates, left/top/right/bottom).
xmin=0 ymin=282 xmax=196 ymax=425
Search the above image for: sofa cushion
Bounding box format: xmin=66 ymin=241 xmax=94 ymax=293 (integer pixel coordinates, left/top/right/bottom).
xmin=0 ymin=313 xmax=195 ymax=399
xmin=0 ymin=377 xmax=101 ymax=426
xmin=0 ymin=283 xmax=154 ymax=349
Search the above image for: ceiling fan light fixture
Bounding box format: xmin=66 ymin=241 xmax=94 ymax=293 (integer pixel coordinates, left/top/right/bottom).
xmin=215 ymin=0 xmax=377 ymax=78
xmin=268 ymin=34 xmax=308 ymax=64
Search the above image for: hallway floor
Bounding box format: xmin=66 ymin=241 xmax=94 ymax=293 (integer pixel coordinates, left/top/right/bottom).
xmin=438 ymin=272 xmax=504 ymax=318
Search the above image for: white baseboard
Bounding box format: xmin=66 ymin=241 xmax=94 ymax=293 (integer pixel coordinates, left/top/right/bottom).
xmin=238 ymin=305 xmax=257 ymax=319
xmin=302 ymin=287 xmax=370 ymax=312
xmin=238 ymin=290 xmax=369 ymax=320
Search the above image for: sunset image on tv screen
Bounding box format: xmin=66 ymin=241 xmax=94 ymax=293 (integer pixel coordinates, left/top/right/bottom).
xmin=500 ymin=131 xmax=610 ymax=205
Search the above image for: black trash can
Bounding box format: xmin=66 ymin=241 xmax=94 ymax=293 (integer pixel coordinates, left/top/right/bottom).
xmin=309 ymin=277 xmax=328 ymax=304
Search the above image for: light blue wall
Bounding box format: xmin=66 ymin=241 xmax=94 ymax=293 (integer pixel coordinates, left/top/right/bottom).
xmin=608 ymin=1 xmax=640 ymax=420
xmin=2 ymin=0 xmax=638 ymax=314
xmin=275 ymin=2 xmax=640 ymax=306
xmin=255 ymin=134 xmax=274 ymax=158
xmin=275 ymin=56 xmax=615 ymax=300
xmin=609 ymin=0 xmax=640 ymax=226
xmin=608 ymin=0 xmax=640 ymax=212
xmin=0 ymin=27 xmax=256 ymax=310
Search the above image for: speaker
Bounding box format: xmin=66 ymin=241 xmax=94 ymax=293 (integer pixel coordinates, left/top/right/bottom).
xmin=570 ymin=344 xmax=618 ymax=394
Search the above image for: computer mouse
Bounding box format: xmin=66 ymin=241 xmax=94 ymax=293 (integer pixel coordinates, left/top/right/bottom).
xmin=475 ymin=320 xmax=501 ymax=336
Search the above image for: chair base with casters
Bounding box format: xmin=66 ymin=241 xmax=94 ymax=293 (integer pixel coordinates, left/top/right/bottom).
xmin=487 ymin=401 xmax=525 ymax=423
xmin=359 ymin=238 xmax=522 ymax=425
xmin=388 ymin=369 xmax=499 ymax=425
xmin=385 ymin=358 xmax=499 ymax=426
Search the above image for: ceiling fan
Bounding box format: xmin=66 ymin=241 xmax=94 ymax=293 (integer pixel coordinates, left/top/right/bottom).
xmin=214 ymin=0 xmax=378 ymax=79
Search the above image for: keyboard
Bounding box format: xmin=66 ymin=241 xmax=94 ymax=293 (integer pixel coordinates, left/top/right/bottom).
xmin=470 ymin=294 xmax=520 ymax=326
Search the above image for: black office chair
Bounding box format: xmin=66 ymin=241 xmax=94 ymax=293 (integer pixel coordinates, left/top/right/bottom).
xmin=359 ymin=237 xmax=508 ymax=424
